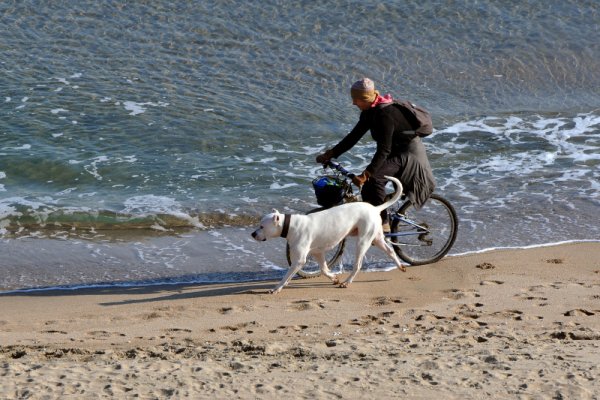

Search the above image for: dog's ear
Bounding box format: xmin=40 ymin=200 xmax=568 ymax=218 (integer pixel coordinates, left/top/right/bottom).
xmin=272 ymin=208 xmax=279 ymax=215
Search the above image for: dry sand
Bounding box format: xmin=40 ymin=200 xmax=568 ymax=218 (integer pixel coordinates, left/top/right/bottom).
xmin=1 ymin=242 xmax=599 ymax=399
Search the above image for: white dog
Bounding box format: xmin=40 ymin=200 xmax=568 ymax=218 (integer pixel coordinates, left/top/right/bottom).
xmin=251 ymin=176 xmax=406 ymax=294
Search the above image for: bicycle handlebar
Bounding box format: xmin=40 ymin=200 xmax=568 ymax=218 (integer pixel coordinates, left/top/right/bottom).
xmin=323 ymin=160 xmax=355 ymax=178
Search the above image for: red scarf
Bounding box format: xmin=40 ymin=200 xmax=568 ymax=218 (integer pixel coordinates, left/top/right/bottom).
xmin=371 ymin=94 xmax=394 ymax=108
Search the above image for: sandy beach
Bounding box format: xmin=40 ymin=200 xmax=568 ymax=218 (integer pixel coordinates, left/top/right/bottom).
xmin=1 ymin=242 xmax=599 ymax=399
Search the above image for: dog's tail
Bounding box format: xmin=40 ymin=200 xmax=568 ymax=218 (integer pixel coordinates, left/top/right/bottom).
xmin=375 ymin=176 xmax=404 ymax=213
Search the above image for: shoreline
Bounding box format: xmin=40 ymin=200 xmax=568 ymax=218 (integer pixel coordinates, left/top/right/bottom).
xmin=1 ymin=239 xmax=598 ymax=295
xmin=1 ymin=242 xmax=599 ymax=398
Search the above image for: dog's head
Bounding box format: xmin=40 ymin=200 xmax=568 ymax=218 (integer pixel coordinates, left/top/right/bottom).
xmin=251 ymin=209 xmax=285 ymax=241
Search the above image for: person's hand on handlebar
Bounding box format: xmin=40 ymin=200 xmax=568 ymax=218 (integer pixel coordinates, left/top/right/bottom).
xmin=315 ymin=149 xmax=334 ymax=164
xmin=351 ymin=170 xmax=370 ymax=187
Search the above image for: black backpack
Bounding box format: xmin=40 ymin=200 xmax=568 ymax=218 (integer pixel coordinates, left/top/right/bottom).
xmin=391 ymin=99 xmax=433 ymax=137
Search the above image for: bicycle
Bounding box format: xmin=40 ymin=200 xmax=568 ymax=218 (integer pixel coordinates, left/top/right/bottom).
xmin=286 ymin=160 xmax=458 ymax=278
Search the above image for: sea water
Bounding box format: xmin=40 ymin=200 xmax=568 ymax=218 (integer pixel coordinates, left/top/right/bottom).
xmin=1 ymin=1 xmax=599 ymax=291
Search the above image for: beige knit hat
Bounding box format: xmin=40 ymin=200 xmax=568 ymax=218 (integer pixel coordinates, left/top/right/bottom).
xmin=350 ymin=78 xmax=379 ymax=102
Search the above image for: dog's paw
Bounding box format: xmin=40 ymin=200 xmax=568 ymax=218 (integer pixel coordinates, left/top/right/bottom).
xmin=269 ymin=288 xmax=282 ymax=294
xmin=339 ymin=282 xmax=350 ymax=288
xmin=397 ymin=264 xmax=407 ymax=272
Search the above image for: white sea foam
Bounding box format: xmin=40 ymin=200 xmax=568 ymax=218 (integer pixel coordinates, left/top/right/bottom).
xmin=122 ymin=195 xmax=204 ymax=229
xmin=123 ymin=195 xmax=179 ymax=213
xmin=435 ymin=112 xmax=600 ymax=189
xmin=123 ymin=100 xmax=169 ymax=115
xmin=56 ymin=187 xmax=78 ymax=196
xmin=2 ymin=144 xmax=31 ymax=151
xmin=449 ymin=239 xmax=600 ymax=258
xmin=123 ymin=101 xmax=146 ymax=115
xmin=259 ymin=144 xmax=300 ymax=154
xmin=83 ymin=156 xmax=109 ymax=180
xmin=270 ymin=182 xmax=298 ymax=190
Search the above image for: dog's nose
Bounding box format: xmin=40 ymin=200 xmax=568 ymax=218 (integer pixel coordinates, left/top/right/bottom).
xmin=251 ymin=231 xmax=257 ymax=238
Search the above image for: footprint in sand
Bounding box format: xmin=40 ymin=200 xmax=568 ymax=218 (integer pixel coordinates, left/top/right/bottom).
xmin=349 ymin=312 xmax=395 ymax=326
xmin=141 ymin=305 xmax=187 ymax=320
xmin=41 ymin=330 xmax=68 ymax=335
xmin=490 ymin=309 xmax=543 ymax=321
xmin=268 ymin=324 xmax=309 ymax=334
xmin=415 ymin=313 xmax=446 ymax=322
xmin=563 ymin=309 xmax=595 ymax=317
xmin=219 ymin=305 xmax=255 ymax=314
xmin=290 ymin=300 xmax=314 ymax=311
xmin=480 ymin=280 xmax=504 ymax=285
xmin=444 ymin=288 xmax=481 ymax=300
xmin=453 ymin=304 xmax=481 ymax=319
xmin=165 ymin=328 xmax=192 ymax=333
xmin=491 ymin=309 xmax=524 ymax=320
xmin=87 ymin=330 xmax=126 ymax=338
xmin=220 ymin=321 xmax=261 ymax=333
xmin=142 ymin=311 xmax=163 ymax=320
xmin=371 ymin=296 xmax=404 ymax=306
xmin=287 ymin=299 xmax=333 ymax=311
xmin=550 ymin=330 xmax=600 ymax=341
xmin=476 ymin=262 xmax=495 ymax=270
xmin=514 ymin=293 xmax=548 ymax=302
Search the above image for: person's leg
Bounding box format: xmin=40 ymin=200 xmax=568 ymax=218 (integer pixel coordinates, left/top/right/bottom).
xmin=360 ymin=158 xmax=403 ymax=224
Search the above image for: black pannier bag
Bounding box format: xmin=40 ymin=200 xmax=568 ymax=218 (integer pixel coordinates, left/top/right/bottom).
xmin=312 ymin=175 xmax=348 ymax=208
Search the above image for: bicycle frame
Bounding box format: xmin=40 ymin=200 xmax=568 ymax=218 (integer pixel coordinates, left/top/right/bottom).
xmin=387 ymin=214 xmax=429 ymax=238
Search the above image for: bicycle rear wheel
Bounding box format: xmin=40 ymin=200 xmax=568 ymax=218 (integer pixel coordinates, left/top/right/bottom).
xmin=390 ymin=193 xmax=458 ymax=265
xmin=286 ymin=207 xmax=346 ymax=278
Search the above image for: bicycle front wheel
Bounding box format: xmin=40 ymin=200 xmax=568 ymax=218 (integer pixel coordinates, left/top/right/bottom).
xmin=286 ymin=207 xmax=346 ymax=278
xmin=390 ymin=193 xmax=458 ymax=265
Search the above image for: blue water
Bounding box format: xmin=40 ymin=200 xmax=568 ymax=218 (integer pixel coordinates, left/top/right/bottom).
xmin=1 ymin=1 xmax=599 ymax=291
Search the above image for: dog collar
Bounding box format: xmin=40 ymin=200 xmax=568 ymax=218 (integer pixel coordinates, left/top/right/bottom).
xmin=280 ymin=214 xmax=291 ymax=238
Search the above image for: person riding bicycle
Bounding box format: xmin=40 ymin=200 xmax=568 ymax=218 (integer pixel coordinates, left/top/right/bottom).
xmin=316 ymin=78 xmax=436 ymax=232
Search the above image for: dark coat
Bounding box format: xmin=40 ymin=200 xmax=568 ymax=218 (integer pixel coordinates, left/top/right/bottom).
xmin=330 ymin=103 xmax=436 ymax=207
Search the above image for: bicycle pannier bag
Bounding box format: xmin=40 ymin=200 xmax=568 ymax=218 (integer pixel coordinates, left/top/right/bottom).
xmin=312 ymin=176 xmax=347 ymax=208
